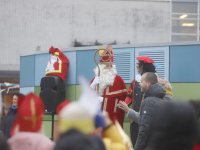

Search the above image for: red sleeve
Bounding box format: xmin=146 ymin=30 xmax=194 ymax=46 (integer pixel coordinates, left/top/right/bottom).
xmin=125 ymin=79 xmax=135 ymax=106
xmin=49 ymin=47 xmax=69 ymax=64
xmin=55 ymin=49 xmax=69 ymax=64
xmin=125 ymin=84 xmax=132 ymax=105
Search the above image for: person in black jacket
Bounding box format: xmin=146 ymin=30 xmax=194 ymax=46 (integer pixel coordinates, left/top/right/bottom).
xmin=135 ymin=72 xmax=166 ymax=150
xmin=151 ymin=101 xmax=197 ymax=150
xmin=0 ymin=103 xmax=7 ymax=132
xmin=54 ymin=129 xmax=100 ymax=150
xmin=119 ymin=72 xmax=166 ymax=150
xmin=0 ymin=134 xmax=10 ymax=150
xmin=2 ymin=93 xmax=23 ymax=139
xmin=189 ymin=100 xmax=200 ymax=148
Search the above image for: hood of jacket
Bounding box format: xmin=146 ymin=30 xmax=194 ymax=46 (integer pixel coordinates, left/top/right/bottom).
xmin=144 ymin=83 xmax=166 ymax=99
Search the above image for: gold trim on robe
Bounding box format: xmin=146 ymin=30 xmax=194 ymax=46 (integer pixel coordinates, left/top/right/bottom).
xmin=106 ymin=87 xmax=127 ymax=95
xmin=103 ymin=97 xmax=108 ymax=111
xmin=114 ymin=99 xmax=118 ymax=113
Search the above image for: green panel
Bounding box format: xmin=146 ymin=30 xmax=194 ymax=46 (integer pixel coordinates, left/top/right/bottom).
xmin=35 ymin=85 xmax=76 ymax=101
xmin=34 ymin=86 xmax=40 ymax=96
xmin=124 ymin=113 xmax=131 ymax=122
xmin=44 ymin=115 xmax=58 ymax=121
xmin=171 ymin=83 xmax=200 ymax=100
xmin=125 ymin=83 xmax=130 ymax=89
xmin=123 ymin=122 xmax=131 ymax=139
xmin=124 ymin=84 xmax=134 ymax=140
xmin=42 ymin=121 xmax=52 ymax=138
xmin=75 ymin=85 xmax=81 ymax=100
xmin=66 ymin=85 xmax=76 ymax=101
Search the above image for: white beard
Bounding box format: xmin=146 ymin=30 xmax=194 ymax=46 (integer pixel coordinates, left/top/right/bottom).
xmin=94 ymin=64 xmax=117 ymax=96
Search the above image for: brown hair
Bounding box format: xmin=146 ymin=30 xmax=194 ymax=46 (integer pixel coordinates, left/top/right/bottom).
xmin=143 ymin=72 xmax=158 ymax=84
xmin=13 ymin=93 xmax=24 ymax=97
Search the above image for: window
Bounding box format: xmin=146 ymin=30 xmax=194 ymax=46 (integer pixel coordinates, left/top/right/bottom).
xmin=171 ymin=0 xmax=200 ymax=41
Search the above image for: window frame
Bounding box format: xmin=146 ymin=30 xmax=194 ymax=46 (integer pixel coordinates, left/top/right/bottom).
xmin=171 ymin=0 xmax=200 ymax=41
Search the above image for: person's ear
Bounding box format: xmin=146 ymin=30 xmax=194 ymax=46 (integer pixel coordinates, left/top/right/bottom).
xmin=147 ymin=82 xmax=152 ymax=88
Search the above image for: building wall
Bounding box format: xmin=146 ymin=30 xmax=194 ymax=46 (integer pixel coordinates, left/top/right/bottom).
xmin=0 ymin=0 xmax=170 ymax=71
xmin=20 ymin=42 xmax=200 ymax=139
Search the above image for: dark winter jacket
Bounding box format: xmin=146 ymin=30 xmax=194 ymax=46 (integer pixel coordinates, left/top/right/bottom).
xmin=134 ymin=83 xmax=166 ymax=150
xmin=197 ymin=118 xmax=200 ymax=145
xmin=2 ymin=107 xmax=17 ymax=139
xmin=151 ymin=101 xmax=197 ymax=150
xmin=55 ymin=128 xmax=104 ymax=150
xmin=0 ymin=116 xmax=6 ymax=131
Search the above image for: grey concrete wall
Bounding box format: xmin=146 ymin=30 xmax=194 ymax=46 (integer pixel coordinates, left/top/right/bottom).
xmin=0 ymin=0 xmax=170 ymax=71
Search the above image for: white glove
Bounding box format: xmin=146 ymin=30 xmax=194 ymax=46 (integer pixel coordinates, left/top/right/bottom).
xmin=97 ymin=96 xmax=104 ymax=103
xmin=90 ymin=76 xmax=101 ymax=90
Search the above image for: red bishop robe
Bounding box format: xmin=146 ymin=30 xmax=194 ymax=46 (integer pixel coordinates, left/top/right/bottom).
xmin=91 ymin=75 xmax=127 ymax=128
xmin=45 ymin=48 xmax=69 ymax=81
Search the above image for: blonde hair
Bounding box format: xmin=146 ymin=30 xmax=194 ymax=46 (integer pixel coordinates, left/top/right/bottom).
xmin=158 ymin=78 xmax=172 ymax=91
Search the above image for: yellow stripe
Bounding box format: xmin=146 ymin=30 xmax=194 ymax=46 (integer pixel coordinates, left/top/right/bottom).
xmin=59 ymin=119 xmax=95 ymax=134
xmin=55 ymin=52 xmax=59 ymax=56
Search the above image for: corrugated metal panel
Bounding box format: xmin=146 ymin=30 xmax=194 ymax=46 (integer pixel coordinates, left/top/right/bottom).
xmin=114 ymin=48 xmax=134 ymax=83
xmin=135 ymin=47 xmax=169 ymax=80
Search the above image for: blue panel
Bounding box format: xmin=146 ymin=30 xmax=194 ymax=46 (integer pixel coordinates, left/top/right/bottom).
xmin=170 ymin=45 xmax=200 ymax=82
xmin=35 ymin=51 xmax=76 ymax=86
xmin=20 ymin=87 xmax=35 ymax=95
xmin=64 ymin=51 xmax=76 ymax=85
xmin=20 ymin=56 xmax=35 ymax=87
xmin=35 ymin=54 xmax=51 ymax=86
xmin=76 ymin=50 xmax=99 ymax=84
